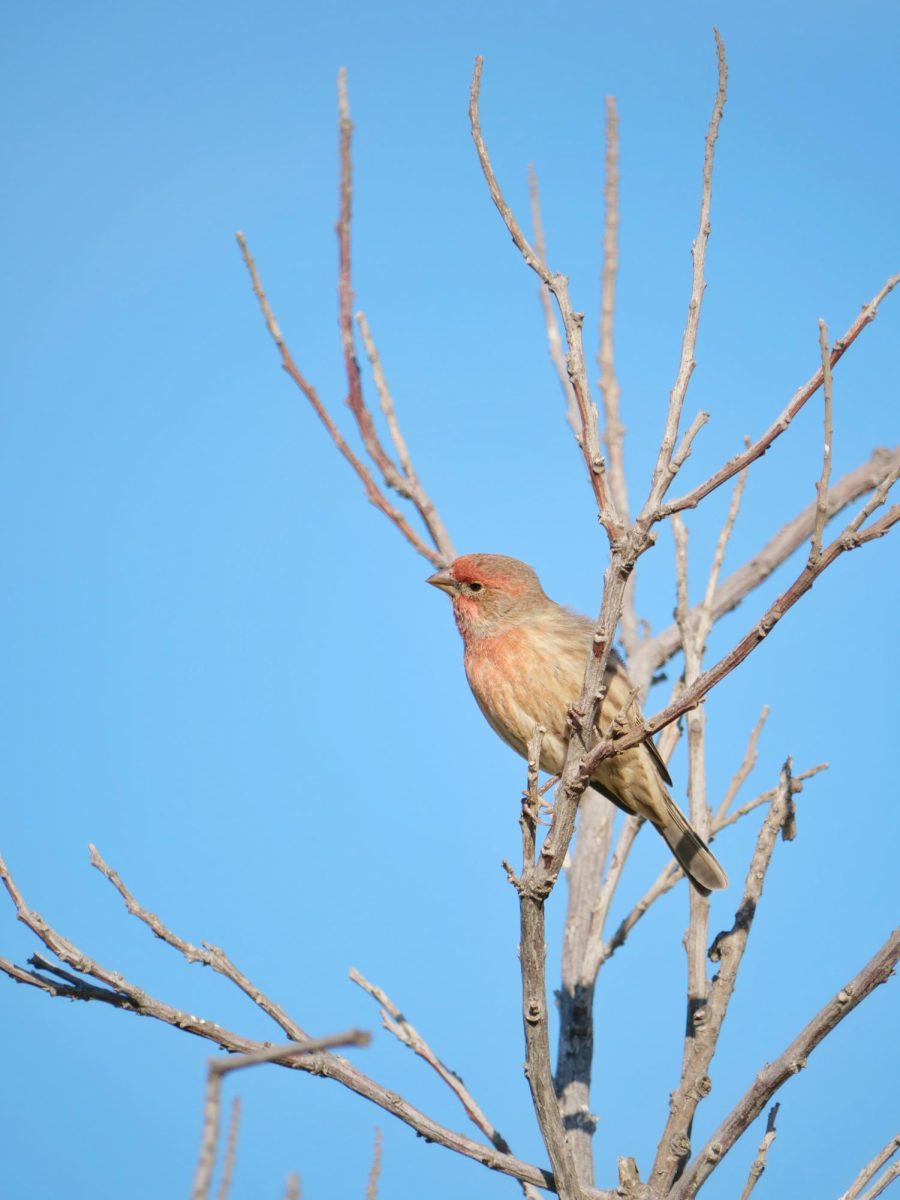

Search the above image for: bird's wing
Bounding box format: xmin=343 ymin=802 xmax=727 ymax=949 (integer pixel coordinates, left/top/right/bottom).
xmin=602 ymin=651 xmax=673 ymax=787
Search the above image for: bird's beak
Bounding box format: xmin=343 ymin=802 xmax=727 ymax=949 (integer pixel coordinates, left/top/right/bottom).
xmin=426 ymin=568 xmax=456 ymax=595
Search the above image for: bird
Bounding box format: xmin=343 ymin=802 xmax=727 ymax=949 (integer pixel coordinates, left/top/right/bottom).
xmin=427 ymin=553 xmax=728 ymax=894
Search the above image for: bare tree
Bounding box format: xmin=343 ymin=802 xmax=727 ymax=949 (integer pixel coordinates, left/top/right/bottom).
xmin=2 ymin=35 xmax=898 ymax=1200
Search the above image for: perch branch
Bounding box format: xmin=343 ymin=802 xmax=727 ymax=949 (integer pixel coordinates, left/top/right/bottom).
xmin=507 ymin=728 xmax=589 ymax=1200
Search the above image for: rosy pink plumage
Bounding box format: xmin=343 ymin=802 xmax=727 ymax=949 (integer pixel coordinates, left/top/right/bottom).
xmin=428 ymin=553 xmax=727 ymax=894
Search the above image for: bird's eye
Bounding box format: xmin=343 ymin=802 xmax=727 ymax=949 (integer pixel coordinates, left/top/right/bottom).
xmin=469 ymin=582 xmax=484 ymax=593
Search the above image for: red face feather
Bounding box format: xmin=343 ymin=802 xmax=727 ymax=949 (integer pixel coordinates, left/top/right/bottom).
xmin=450 ymin=553 xmax=540 ymax=596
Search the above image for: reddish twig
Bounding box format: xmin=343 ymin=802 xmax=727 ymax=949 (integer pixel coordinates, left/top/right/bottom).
xmin=236 ymin=232 xmax=443 ymax=565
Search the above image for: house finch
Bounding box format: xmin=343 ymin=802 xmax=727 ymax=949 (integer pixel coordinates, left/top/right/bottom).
xmin=427 ymin=553 xmax=728 ymax=893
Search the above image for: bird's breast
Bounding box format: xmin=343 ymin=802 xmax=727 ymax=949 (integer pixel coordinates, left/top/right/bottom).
xmin=463 ymin=624 xmax=583 ymax=775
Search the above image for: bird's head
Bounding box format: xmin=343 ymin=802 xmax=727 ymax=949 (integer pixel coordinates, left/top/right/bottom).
xmin=426 ymin=553 xmax=547 ymax=639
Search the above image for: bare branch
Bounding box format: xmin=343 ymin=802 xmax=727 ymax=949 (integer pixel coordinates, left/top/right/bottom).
xmin=469 ymin=56 xmax=617 ymax=532
xmin=349 ymin=968 xmax=518 ymax=1160
xmin=215 ymin=1098 xmax=241 ymax=1200
xmin=860 ymin=1165 xmax=900 ymax=1200
xmin=840 ymin=1134 xmax=900 ymax=1200
xmin=1 ymin=852 xmax=614 ymax=1198
xmin=598 ymin=95 xmax=628 ymax=528
xmin=590 ymin=761 xmax=826 ymax=970
xmin=355 ymin=310 xmax=456 ymax=560
xmin=578 ymin=814 xmax=643 ymax=986
xmin=670 ymin=410 xmax=711 ymax=476
xmin=528 ymin=165 xmax=579 ymax=439
xmin=556 ymin=794 xmax=612 ymax=1181
xmin=671 ymin=929 xmax=900 ymax=1200
xmin=809 ymin=319 xmax=835 ymax=562
xmin=635 ymin=446 xmax=900 ymax=679
xmin=672 ymin=514 xmax=712 ymax=1085
xmin=652 ymin=761 xmax=798 ymax=1191
xmin=366 ymin=1128 xmax=383 ymax=1200
xmin=581 ymin=484 xmax=900 ymax=776
xmin=335 ymin=71 xmax=409 ymax=500
xmin=737 ymin=1104 xmax=779 ymax=1200
xmin=89 ymin=844 xmax=310 ymax=1042
xmin=638 ymin=30 xmax=726 ymax=520
xmin=236 ymin=232 xmax=444 ymax=566
xmin=193 ymin=1033 xmax=368 ymax=1200
xmin=506 ymin=728 xmax=589 ymax=1199
xmin=714 ymin=705 xmax=769 ymax=825
xmin=661 ymin=274 xmax=900 ymax=520
xmin=701 ymin=457 xmax=750 ymax=627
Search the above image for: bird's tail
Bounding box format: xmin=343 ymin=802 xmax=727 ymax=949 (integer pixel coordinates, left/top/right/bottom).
xmin=656 ymin=797 xmax=728 ymax=895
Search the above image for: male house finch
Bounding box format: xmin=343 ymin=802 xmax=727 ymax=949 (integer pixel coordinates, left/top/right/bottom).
xmin=427 ymin=553 xmax=728 ymax=894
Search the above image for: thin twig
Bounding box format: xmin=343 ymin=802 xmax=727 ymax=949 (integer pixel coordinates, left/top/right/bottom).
xmin=89 ymin=844 xmax=310 ymax=1042
xmin=672 ymin=514 xmax=711 ymax=1085
xmin=809 ymin=319 xmax=835 ymax=562
xmin=637 ymin=29 xmax=726 ymax=523
xmin=841 ymin=1134 xmax=900 ymax=1200
xmin=589 ymin=763 xmax=826 ymax=971
xmin=354 ymin=310 xmax=455 ymax=560
xmin=651 ymin=761 xmax=798 ymax=1191
xmin=737 ymin=1104 xmax=779 ymax=1200
xmin=701 ymin=457 xmax=750 ymax=627
xmin=193 ymin=1029 xmax=372 ymax=1200
xmin=580 ymin=486 xmax=900 ymax=777
xmin=634 ymin=446 xmax=900 ymax=683
xmin=528 ymin=165 xmax=579 ymax=438
xmin=215 ymin=1098 xmax=241 ymax=1200
xmin=0 ymin=852 xmax=610 ymax=1198
xmin=469 ymin=56 xmax=616 ymax=532
xmin=366 ymin=1128 xmax=383 ymax=1200
xmin=714 ymin=705 xmax=769 ymax=825
xmin=348 ymin=968 xmax=516 ymax=1157
xmin=859 ymin=1164 xmax=900 ymax=1200
xmin=598 ymin=96 xmax=627 ymax=525
xmin=671 ymin=929 xmax=900 ymax=1200
xmin=236 ymin=232 xmax=443 ymax=566
xmin=660 ymin=274 xmax=900 ymax=520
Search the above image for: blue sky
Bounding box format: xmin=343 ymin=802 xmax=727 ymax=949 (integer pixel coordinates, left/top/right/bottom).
xmin=2 ymin=2 xmax=898 ymax=1198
